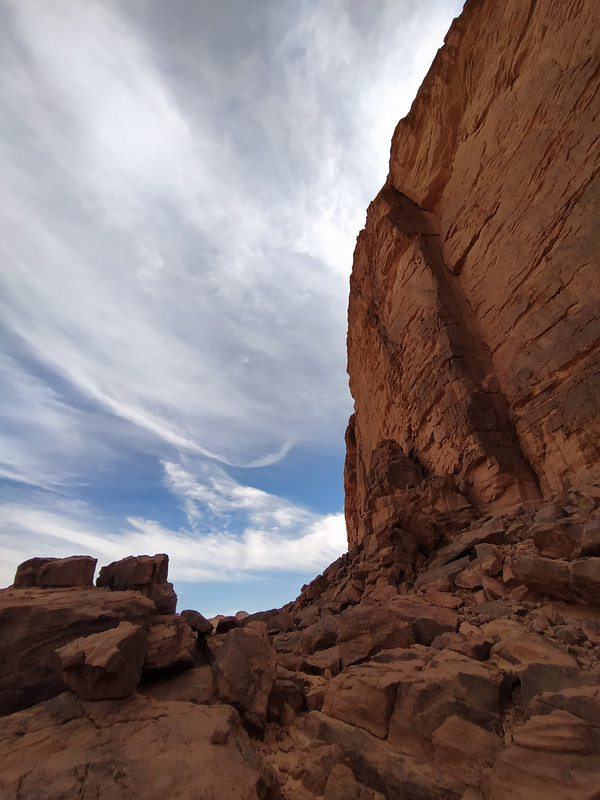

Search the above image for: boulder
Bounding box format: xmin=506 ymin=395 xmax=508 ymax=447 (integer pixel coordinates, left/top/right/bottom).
xmin=513 ymin=556 xmax=600 ymax=605
xmin=337 ymin=604 xmax=414 ymax=668
xmin=245 ymin=608 xmax=295 ymax=635
xmin=215 ymin=615 xmax=242 ymax=633
xmin=97 ymin=554 xmax=177 ymax=614
xmin=322 ymin=659 xmax=422 ymax=739
xmin=0 ymin=586 xmax=156 ymax=715
xmin=431 ymin=714 xmax=503 ymax=778
xmin=387 ymin=653 xmax=506 ymax=749
xmin=144 ymin=615 xmax=197 ymax=673
xmin=211 ymin=622 xmax=277 ymax=737
xmin=180 ymin=609 xmax=213 ymax=635
xmin=304 ymin=710 xmax=459 ymax=799
xmin=55 ymin=621 xmax=146 ymax=700
xmin=14 ymin=556 xmax=97 ymax=588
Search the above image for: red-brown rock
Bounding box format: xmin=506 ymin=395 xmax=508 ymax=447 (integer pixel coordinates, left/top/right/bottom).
xmin=180 ymin=608 xmax=213 ymax=635
xmin=144 ymin=615 xmax=197 ymax=673
xmin=212 ymin=622 xmax=277 ymax=737
xmin=0 ymin=694 xmax=279 ymax=800
xmin=97 ymin=554 xmax=177 ymax=614
xmin=55 ymin=621 xmax=146 ymax=700
xmin=0 ymin=586 xmax=156 ymax=715
xmin=346 ymin=0 xmax=600 ymax=553
xmin=14 ymin=556 xmax=97 ymax=588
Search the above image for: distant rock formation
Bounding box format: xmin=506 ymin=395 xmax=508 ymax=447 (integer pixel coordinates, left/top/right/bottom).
xmin=1 ymin=1 xmax=599 ymax=798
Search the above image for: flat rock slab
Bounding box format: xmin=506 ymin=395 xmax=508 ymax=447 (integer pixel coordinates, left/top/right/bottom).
xmin=490 ymin=630 xmax=577 ymax=671
xmin=0 ymin=693 xmax=278 ymax=800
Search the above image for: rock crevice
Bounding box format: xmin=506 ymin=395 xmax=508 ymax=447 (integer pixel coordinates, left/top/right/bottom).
xmin=347 ymin=185 xmax=541 ymax=551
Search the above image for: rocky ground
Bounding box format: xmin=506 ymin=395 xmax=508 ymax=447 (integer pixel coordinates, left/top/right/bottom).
xmin=2 ymin=489 xmax=600 ymax=799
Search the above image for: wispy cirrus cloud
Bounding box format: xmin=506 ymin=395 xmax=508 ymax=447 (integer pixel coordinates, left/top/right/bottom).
xmin=0 ymin=0 xmax=463 ymax=607
xmin=0 ymin=0 xmax=461 ymax=472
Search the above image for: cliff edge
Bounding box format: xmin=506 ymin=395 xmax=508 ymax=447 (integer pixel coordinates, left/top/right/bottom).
xmin=346 ymin=0 xmax=600 ymax=552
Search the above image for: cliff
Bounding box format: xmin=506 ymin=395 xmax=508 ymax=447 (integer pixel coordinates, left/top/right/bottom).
xmin=346 ymin=0 xmax=600 ymax=552
xmin=2 ymin=1 xmax=600 ymax=799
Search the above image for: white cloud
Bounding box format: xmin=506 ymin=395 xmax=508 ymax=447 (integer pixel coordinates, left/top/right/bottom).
xmin=163 ymin=459 xmax=314 ymax=528
xmin=0 ymin=0 xmax=463 ymax=607
xmin=0 ymin=0 xmax=461 ymax=484
xmin=0 ymin=352 xmax=115 ymax=489
xmin=0 ymin=498 xmax=347 ymax=590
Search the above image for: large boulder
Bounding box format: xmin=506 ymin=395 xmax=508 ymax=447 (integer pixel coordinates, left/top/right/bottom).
xmin=97 ymin=554 xmax=177 ymax=614
xmin=144 ymin=615 xmax=197 ymax=673
xmin=13 ymin=556 xmax=97 ymax=588
xmin=212 ymin=621 xmax=277 ymax=737
xmin=180 ymin=609 xmax=213 ymax=636
xmin=55 ymin=621 xmax=146 ymax=700
xmin=0 ymin=586 xmax=156 ymax=715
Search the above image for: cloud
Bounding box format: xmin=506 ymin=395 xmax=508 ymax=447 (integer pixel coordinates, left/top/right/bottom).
xmin=0 ymin=496 xmax=347 ymax=590
xmin=163 ymin=459 xmax=314 ymax=526
xmin=0 ymin=351 xmax=117 ymax=489
xmin=0 ymin=0 xmax=461 ymax=482
xmin=0 ymin=1 xmax=463 ymax=606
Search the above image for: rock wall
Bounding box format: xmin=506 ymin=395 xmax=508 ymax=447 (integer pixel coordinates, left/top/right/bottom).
xmin=346 ymin=0 xmax=600 ymax=551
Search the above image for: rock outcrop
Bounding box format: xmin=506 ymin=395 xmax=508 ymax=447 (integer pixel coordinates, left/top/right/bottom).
xmin=55 ymin=621 xmax=146 ymax=700
xmin=0 ymin=693 xmax=279 ymax=800
xmin=14 ymin=555 xmax=97 ymax=588
xmin=97 ymin=553 xmax=178 ymax=614
xmin=1 ymin=1 xmax=599 ymax=799
xmin=346 ymin=0 xmax=600 ymax=553
xmin=0 ymin=553 xmax=193 ymax=715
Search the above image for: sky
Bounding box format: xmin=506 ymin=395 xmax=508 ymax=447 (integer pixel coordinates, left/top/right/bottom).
xmin=0 ymin=0 xmax=464 ymax=616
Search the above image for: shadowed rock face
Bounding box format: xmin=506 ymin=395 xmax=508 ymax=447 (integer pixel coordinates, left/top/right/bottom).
xmin=346 ymin=0 xmax=600 ymax=552
xmin=0 ymin=554 xmax=192 ymax=716
xmin=97 ymin=553 xmax=178 ymax=614
xmin=1 ymin=2 xmax=600 ymax=799
xmin=13 ymin=556 xmax=97 ymax=588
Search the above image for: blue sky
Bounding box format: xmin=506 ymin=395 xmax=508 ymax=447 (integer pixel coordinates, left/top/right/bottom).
xmin=0 ymin=0 xmax=463 ymax=616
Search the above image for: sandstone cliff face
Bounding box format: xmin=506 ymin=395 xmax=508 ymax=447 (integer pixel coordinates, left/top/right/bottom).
xmin=346 ymin=0 xmax=600 ymax=552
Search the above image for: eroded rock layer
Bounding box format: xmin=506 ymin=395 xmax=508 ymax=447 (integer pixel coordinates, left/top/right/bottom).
xmin=346 ymin=0 xmax=600 ymax=552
